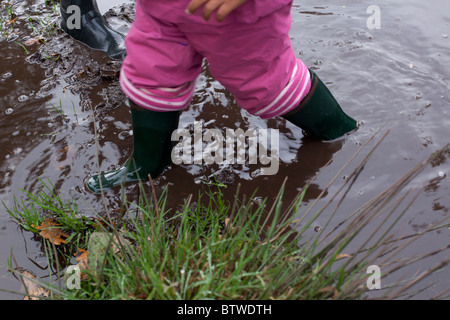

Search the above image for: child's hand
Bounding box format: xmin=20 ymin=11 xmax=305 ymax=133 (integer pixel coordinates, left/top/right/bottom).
xmin=186 ymin=0 xmax=248 ymax=22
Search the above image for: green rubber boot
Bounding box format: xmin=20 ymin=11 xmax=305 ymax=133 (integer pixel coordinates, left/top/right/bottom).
xmin=60 ymin=0 xmax=125 ymax=60
xmin=283 ymin=69 xmax=357 ymax=141
xmin=85 ymin=102 xmax=180 ymax=193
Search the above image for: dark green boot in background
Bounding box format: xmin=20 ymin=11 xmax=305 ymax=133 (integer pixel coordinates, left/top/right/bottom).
xmin=283 ymin=69 xmax=357 ymax=141
xmin=85 ymin=102 xmax=180 ymax=194
xmin=60 ymin=0 xmax=126 ymax=60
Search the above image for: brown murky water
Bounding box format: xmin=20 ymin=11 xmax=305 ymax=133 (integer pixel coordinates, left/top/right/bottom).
xmin=0 ymin=0 xmax=449 ymax=299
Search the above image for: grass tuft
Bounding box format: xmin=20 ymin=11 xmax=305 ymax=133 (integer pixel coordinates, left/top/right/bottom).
xmin=3 ymin=139 xmax=450 ymax=300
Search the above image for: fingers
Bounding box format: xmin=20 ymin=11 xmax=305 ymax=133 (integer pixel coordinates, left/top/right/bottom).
xmin=200 ymin=0 xmax=224 ymax=21
xmin=215 ymin=0 xmax=243 ymax=22
xmin=186 ymin=0 xmax=209 ymax=15
xmin=186 ymin=0 xmax=247 ymax=22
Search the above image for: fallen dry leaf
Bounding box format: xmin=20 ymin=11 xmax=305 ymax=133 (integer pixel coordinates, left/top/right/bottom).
xmin=32 ymin=218 xmax=69 ymax=245
xmin=7 ymin=17 xmax=17 ymax=24
xmin=75 ymin=248 xmax=87 ymax=262
xmin=14 ymin=269 xmax=50 ymax=300
xmin=110 ymin=234 xmax=132 ymax=255
xmin=24 ymin=37 xmax=43 ymax=46
xmin=73 ymin=248 xmax=89 ymax=280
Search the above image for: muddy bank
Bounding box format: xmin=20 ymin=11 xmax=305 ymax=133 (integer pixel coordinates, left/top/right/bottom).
xmin=1 ymin=0 xmax=449 ymax=299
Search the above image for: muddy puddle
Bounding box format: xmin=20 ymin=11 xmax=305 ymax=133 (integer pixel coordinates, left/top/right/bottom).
xmin=0 ymin=0 xmax=449 ymax=299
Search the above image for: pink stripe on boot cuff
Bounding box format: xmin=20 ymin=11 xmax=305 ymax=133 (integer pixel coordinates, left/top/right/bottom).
xmin=254 ymin=60 xmax=311 ymax=119
xmin=120 ymin=71 xmax=195 ymax=112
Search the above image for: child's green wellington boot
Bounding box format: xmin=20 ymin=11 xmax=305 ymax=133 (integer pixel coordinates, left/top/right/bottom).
xmin=60 ymin=0 xmax=126 ymax=60
xmin=283 ymin=69 xmax=358 ymax=141
xmin=85 ymin=103 xmax=180 ymax=193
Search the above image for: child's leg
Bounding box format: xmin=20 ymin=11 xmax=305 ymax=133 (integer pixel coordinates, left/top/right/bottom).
xmin=85 ymin=2 xmax=203 ymax=193
xmin=180 ymin=4 xmax=308 ymax=119
xmin=120 ymin=0 xmax=204 ymax=112
xmin=179 ymin=3 xmax=357 ymax=140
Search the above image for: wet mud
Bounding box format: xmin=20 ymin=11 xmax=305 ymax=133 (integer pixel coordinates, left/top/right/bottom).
xmin=0 ymin=0 xmax=449 ymax=299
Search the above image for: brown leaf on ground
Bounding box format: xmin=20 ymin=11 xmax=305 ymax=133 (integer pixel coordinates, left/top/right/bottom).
xmin=14 ymin=269 xmax=50 ymax=300
xmin=74 ymin=248 xmax=89 ymax=280
xmin=75 ymin=248 xmax=87 ymax=262
xmin=32 ymin=218 xmax=69 ymax=245
xmin=24 ymin=37 xmax=43 ymax=46
xmin=110 ymin=234 xmax=132 ymax=256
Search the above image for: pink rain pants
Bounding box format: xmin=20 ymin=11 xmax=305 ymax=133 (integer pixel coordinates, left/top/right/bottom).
xmin=120 ymin=0 xmax=311 ymax=119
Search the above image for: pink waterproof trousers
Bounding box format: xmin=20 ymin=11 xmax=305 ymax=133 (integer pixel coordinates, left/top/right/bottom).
xmin=120 ymin=0 xmax=311 ymax=119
